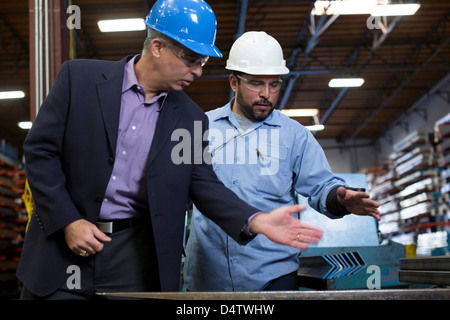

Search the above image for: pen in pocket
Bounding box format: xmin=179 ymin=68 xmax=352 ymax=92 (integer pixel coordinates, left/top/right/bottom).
xmin=256 ymin=148 xmax=264 ymax=161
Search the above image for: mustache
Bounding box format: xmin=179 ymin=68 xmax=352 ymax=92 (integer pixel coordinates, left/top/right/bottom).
xmin=253 ymin=99 xmax=273 ymax=107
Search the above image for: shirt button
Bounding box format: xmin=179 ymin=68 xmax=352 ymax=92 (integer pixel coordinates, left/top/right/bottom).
xmin=122 ymin=151 xmax=126 ymax=155
xmin=233 ymin=180 xmax=238 ymax=185
xmin=112 ymin=176 xmax=117 ymax=181
xmin=132 ymin=126 xmax=136 ymax=130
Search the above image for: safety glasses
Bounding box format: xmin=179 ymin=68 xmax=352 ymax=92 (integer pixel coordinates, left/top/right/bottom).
xmin=236 ymin=75 xmax=283 ymax=93
xmin=162 ymin=39 xmax=209 ymax=67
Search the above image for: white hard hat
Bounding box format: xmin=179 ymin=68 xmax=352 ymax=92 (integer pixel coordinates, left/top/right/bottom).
xmin=226 ymin=31 xmax=289 ymax=75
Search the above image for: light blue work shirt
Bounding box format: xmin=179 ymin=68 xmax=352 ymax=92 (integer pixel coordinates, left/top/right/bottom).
xmin=184 ymin=101 xmax=348 ymax=291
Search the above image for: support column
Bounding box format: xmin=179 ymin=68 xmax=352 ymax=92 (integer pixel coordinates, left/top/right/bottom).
xmin=29 ymin=0 xmax=69 ymax=121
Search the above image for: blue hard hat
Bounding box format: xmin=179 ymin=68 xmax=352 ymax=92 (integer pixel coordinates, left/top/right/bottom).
xmin=145 ymin=0 xmax=222 ymax=58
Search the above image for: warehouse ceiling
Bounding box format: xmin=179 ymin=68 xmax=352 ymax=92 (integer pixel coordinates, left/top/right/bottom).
xmin=0 ymin=0 xmax=449 ymax=158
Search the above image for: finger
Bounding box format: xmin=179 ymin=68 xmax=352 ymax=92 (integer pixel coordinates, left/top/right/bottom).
xmin=302 ymin=227 xmax=324 ymax=239
xmin=368 ymin=210 xmax=381 ymax=221
xmin=295 ymin=232 xmax=322 ymax=244
xmin=299 ymin=221 xmax=323 ymax=232
xmin=81 ymin=225 xmax=111 ymax=254
xmin=283 ymin=204 xmax=307 ymax=215
xmin=85 ymin=237 xmax=106 ymax=254
xmin=287 ymin=240 xmax=313 ymax=250
xmin=92 ymin=225 xmax=112 ymax=243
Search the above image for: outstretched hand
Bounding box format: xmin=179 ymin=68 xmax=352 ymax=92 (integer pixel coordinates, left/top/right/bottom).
xmin=337 ymin=186 xmax=381 ymax=221
xmin=249 ymin=204 xmax=323 ymax=250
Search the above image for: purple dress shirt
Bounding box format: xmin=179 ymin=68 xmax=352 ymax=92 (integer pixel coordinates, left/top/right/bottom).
xmin=98 ymin=55 xmax=167 ymax=220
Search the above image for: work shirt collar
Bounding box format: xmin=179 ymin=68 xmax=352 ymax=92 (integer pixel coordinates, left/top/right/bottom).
xmin=212 ymin=99 xmax=282 ymax=130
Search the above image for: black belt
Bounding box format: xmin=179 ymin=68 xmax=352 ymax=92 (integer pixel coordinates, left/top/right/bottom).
xmin=96 ymin=217 xmax=146 ymax=234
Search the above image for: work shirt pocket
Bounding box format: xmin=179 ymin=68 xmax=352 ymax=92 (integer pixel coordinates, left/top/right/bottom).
xmin=256 ymin=144 xmax=291 ymax=198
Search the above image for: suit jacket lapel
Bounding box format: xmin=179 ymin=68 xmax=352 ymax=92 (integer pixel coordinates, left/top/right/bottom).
xmin=147 ymin=92 xmax=181 ymax=166
xmin=96 ymin=56 xmax=132 ymax=154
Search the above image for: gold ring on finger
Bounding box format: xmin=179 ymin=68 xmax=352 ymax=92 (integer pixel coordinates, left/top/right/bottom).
xmin=79 ymin=250 xmax=88 ymax=257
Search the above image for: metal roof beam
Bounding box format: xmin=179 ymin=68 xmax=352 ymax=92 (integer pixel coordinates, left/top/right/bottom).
xmin=229 ymin=0 xmax=248 ymax=100
xmin=202 ymin=63 xmax=448 ymax=79
xmin=345 ymin=11 xmax=450 ymax=140
xmin=280 ymin=2 xmax=339 ymax=110
xmin=0 ymin=12 xmax=29 ymax=71
xmin=371 ymin=16 xmax=403 ymax=51
xmin=278 ymin=1 xmax=314 ymax=110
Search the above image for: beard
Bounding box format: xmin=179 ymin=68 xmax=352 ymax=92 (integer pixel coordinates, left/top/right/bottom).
xmin=235 ymin=89 xmax=275 ymax=122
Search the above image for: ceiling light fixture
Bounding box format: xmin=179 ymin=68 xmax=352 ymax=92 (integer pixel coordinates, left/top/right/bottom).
xmin=305 ymin=124 xmax=325 ymax=132
xmin=18 ymin=121 xmax=33 ymax=130
xmin=328 ymin=78 xmax=365 ymax=87
xmin=98 ymin=18 xmax=146 ymax=32
xmin=0 ymin=91 xmax=25 ymax=99
xmin=280 ymin=109 xmax=325 ymax=132
xmin=372 ymin=3 xmax=421 ymax=16
xmin=312 ymin=0 xmax=382 ymax=15
xmin=312 ymin=1 xmax=420 ymax=16
xmin=280 ymin=108 xmax=319 ymax=117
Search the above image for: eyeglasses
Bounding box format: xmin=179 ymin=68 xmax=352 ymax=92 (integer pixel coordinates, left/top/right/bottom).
xmin=162 ymin=39 xmax=209 ymax=67
xmin=236 ymin=75 xmax=283 ymax=93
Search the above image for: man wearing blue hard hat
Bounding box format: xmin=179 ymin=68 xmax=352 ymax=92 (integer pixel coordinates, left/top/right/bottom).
xmin=17 ymin=0 xmax=323 ymax=299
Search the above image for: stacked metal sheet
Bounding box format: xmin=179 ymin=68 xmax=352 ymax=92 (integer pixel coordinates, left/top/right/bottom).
xmin=416 ymin=231 xmax=449 ymax=256
xmin=299 ymin=241 xmax=407 ymax=290
xmin=399 ymin=256 xmax=450 ymax=286
xmin=368 ymin=128 xmax=448 ymax=248
xmin=297 ymin=251 xmax=366 ymax=280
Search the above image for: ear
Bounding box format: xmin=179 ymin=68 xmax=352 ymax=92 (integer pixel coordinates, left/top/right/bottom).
xmin=229 ymin=74 xmax=238 ymax=93
xmin=150 ymin=38 xmax=164 ymax=58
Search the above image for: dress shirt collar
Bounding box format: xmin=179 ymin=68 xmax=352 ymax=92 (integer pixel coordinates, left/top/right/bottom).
xmin=122 ymin=54 xmax=168 ymax=110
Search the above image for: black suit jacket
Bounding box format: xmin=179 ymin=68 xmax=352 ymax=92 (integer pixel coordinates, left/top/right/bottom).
xmin=17 ymin=55 xmax=258 ymax=296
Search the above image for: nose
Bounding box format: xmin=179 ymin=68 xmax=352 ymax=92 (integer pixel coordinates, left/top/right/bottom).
xmin=190 ymin=62 xmax=203 ymax=78
xmin=259 ymin=84 xmax=271 ymax=98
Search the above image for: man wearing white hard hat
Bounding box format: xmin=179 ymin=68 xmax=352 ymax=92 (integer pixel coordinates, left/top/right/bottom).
xmin=17 ymin=1 xmax=323 ymax=299
xmin=184 ymin=31 xmax=380 ymax=291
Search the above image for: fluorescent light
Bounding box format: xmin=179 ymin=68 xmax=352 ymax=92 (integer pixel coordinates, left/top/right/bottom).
xmin=18 ymin=121 xmax=32 ymax=129
xmin=98 ymin=18 xmax=145 ymax=32
xmin=0 ymin=91 xmax=25 ymax=99
xmin=371 ymin=4 xmax=420 ymax=16
xmin=305 ymin=124 xmax=325 ymax=131
xmin=280 ymin=109 xmax=324 ymax=131
xmin=280 ymin=109 xmax=319 ymax=117
xmin=312 ymin=1 xmax=420 ymax=17
xmin=312 ymin=0 xmax=382 ymax=15
xmin=328 ymin=78 xmax=365 ymax=87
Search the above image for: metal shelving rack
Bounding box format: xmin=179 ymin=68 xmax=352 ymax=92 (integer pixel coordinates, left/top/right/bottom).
xmin=369 ymin=125 xmax=449 ymax=256
xmin=0 ymin=153 xmax=26 ymax=298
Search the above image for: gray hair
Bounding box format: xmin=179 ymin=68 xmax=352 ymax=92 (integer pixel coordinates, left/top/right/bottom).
xmin=142 ymin=28 xmax=174 ymax=53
